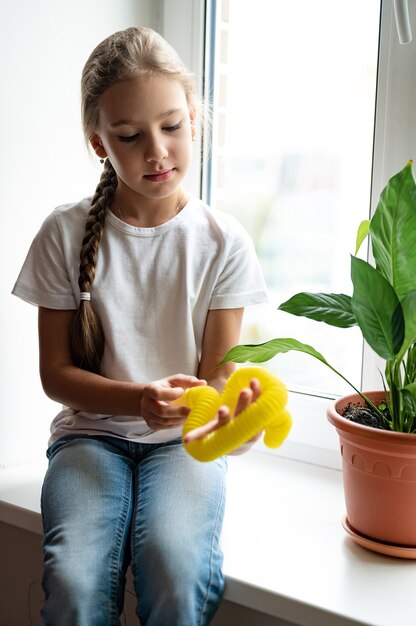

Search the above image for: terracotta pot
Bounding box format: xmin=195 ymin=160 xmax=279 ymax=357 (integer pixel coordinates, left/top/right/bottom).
xmin=327 ymin=391 xmax=416 ymax=547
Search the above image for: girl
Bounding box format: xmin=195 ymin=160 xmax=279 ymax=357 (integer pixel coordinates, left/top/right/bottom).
xmin=12 ymin=26 xmax=268 ymax=626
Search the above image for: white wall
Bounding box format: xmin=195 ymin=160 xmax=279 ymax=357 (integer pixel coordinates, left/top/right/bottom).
xmin=0 ymin=0 xmax=161 ymax=466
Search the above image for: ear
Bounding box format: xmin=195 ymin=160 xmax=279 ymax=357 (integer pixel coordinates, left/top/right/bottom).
xmin=90 ymin=133 xmax=107 ymax=158
xmin=189 ymin=106 xmax=197 ymax=140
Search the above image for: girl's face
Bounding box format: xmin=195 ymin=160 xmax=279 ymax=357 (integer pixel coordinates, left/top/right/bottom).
xmin=91 ymin=74 xmax=195 ymax=205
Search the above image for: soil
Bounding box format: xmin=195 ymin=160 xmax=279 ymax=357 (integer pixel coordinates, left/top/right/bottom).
xmin=341 ymin=401 xmax=391 ymax=430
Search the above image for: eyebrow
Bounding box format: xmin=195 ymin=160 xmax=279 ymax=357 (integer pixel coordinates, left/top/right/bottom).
xmin=110 ymin=108 xmax=183 ymax=128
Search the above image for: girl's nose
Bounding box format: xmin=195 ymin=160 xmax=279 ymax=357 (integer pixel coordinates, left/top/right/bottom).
xmin=144 ymin=135 xmax=168 ymax=162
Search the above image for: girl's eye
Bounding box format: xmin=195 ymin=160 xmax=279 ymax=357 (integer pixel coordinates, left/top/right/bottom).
xmin=118 ymin=133 xmax=140 ymax=143
xmin=163 ymin=123 xmax=181 ymax=132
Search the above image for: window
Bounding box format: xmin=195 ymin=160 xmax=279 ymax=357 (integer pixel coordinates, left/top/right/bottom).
xmin=165 ymin=0 xmax=416 ymax=465
xmin=206 ymin=0 xmax=380 ymax=399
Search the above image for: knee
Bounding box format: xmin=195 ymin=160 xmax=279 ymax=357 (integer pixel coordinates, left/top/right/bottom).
xmin=137 ymin=531 xmax=224 ymax=594
xmin=134 ymin=536 xmax=224 ymax=626
xmin=150 ymin=534 xmax=199 ymax=584
xmin=43 ymin=557 xmax=100 ymax=607
xmin=42 ymin=550 xmax=121 ymax=625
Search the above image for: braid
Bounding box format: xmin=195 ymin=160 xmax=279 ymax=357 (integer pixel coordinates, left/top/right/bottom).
xmin=70 ymin=159 xmax=118 ymax=373
xmin=78 ymin=160 xmax=118 ymax=292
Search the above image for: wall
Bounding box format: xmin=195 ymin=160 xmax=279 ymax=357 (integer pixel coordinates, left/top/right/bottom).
xmin=0 ymin=0 xmax=161 ymax=467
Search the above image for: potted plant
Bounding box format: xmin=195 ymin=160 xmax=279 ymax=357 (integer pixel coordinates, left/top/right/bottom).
xmin=221 ymin=161 xmax=416 ymax=555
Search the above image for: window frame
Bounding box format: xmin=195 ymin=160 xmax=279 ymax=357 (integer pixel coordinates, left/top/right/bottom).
xmin=160 ymin=0 xmax=208 ymax=196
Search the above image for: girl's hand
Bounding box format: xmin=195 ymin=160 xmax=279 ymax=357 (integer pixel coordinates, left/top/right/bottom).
xmin=183 ymin=378 xmax=263 ymax=455
xmin=141 ymin=374 xmax=206 ymax=431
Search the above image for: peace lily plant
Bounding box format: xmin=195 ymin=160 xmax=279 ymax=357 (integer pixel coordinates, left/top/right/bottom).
xmin=222 ymin=162 xmax=416 ymax=433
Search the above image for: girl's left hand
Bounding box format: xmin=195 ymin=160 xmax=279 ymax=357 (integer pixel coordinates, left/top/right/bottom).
xmin=183 ymin=378 xmax=263 ymax=455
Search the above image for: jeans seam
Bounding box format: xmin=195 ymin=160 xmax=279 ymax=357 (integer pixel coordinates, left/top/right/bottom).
xmin=107 ymin=461 xmax=134 ymax=624
xmin=131 ymin=474 xmax=142 ymax=624
xmin=198 ymin=465 xmax=226 ymax=626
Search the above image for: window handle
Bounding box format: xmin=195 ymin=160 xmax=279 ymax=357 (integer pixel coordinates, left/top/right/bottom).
xmin=394 ymin=0 xmax=412 ymax=43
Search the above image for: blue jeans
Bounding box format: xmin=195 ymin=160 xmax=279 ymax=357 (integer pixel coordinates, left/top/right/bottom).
xmin=40 ymin=435 xmax=227 ymax=626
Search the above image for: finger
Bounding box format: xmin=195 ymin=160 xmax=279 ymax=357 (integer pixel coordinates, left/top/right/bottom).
xmin=148 ymin=376 xmax=207 ymax=403
xmin=153 ymin=400 xmax=190 ymax=419
xmin=168 ymin=375 xmax=207 ymax=389
xmin=147 ymin=385 xmax=186 ymax=403
xmin=183 ymin=418 xmax=219 ymax=443
xmin=250 ymin=378 xmax=261 ymax=402
xmin=234 ymin=388 xmax=253 ymax=417
xmin=184 ymin=405 xmax=232 ymax=444
xmin=217 ymin=405 xmax=231 ymax=426
xmin=143 ymin=399 xmax=188 ymax=424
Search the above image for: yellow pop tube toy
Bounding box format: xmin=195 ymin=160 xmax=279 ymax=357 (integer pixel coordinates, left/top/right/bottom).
xmin=175 ymin=367 xmax=292 ymax=462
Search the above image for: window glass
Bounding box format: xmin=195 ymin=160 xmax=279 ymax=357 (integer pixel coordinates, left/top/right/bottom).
xmin=208 ymin=0 xmax=381 ymax=396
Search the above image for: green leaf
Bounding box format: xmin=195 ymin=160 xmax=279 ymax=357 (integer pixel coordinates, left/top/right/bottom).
xmin=220 ymin=338 xmax=331 ymax=367
xmin=355 ymin=219 xmax=371 ymax=255
xmin=397 ymin=290 xmax=416 ymax=361
xmin=400 ymin=384 xmax=416 ymax=425
xmin=402 ymin=382 xmax=416 ymax=401
xmin=278 ymin=293 xmax=357 ymax=328
xmin=371 ymin=161 xmax=416 ymax=300
xmin=219 ymin=338 xmax=387 ymax=421
xmin=351 ymin=256 xmax=404 ymax=359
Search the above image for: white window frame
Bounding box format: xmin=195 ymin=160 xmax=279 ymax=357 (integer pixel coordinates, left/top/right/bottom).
xmin=158 ymin=0 xmax=208 ymax=196
xmin=363 ymin=0 xmax=416 ymax=390
xmin=162 ymin=0 xmax=416 ymax=467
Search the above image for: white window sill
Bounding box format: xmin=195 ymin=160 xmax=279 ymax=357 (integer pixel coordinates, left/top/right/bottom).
xmin=1 ymin=450 xmax=415 ymax=626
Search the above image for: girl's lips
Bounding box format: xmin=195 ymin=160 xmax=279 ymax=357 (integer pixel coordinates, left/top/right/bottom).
xmin=144 ymin=169 xmax=174 ymax=183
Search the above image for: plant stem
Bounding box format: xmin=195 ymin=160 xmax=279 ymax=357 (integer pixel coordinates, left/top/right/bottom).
xmin=325 ymin=363 xmax=386 ymax=421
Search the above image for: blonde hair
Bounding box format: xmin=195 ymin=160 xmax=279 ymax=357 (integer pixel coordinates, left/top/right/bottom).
xmin=71 ymin=26 xmax=199 ymax=373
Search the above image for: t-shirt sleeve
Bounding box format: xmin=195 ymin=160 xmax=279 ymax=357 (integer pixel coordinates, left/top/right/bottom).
xmin=12 ymin=211 xmax=78 ymax=309
xmin=209 ymin=221 xmax=269 ymax=309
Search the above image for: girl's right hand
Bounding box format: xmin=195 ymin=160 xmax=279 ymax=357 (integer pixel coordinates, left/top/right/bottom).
xmin=140 ymin=374 xmax=206 ymax=431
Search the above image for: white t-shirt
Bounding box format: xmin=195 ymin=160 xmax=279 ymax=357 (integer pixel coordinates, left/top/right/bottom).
xmin=13 ymin=195 xmax=268 ymax=444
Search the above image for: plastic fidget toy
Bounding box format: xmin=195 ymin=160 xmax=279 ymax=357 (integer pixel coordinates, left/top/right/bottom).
xmin=176 ymin=367 xmax=292 ymax=462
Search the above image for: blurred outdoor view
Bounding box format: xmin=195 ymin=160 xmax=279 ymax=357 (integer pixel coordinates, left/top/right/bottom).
xmin=210 ymin=0 xmax=381 ymax=396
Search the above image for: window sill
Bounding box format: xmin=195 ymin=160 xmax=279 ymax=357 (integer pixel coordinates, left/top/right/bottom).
xmin=1 ymin=451 xmax=415 ymax=626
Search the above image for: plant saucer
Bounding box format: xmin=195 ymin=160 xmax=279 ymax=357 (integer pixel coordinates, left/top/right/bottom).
xmin=342 ymin=516 xmax=416 ymax=559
